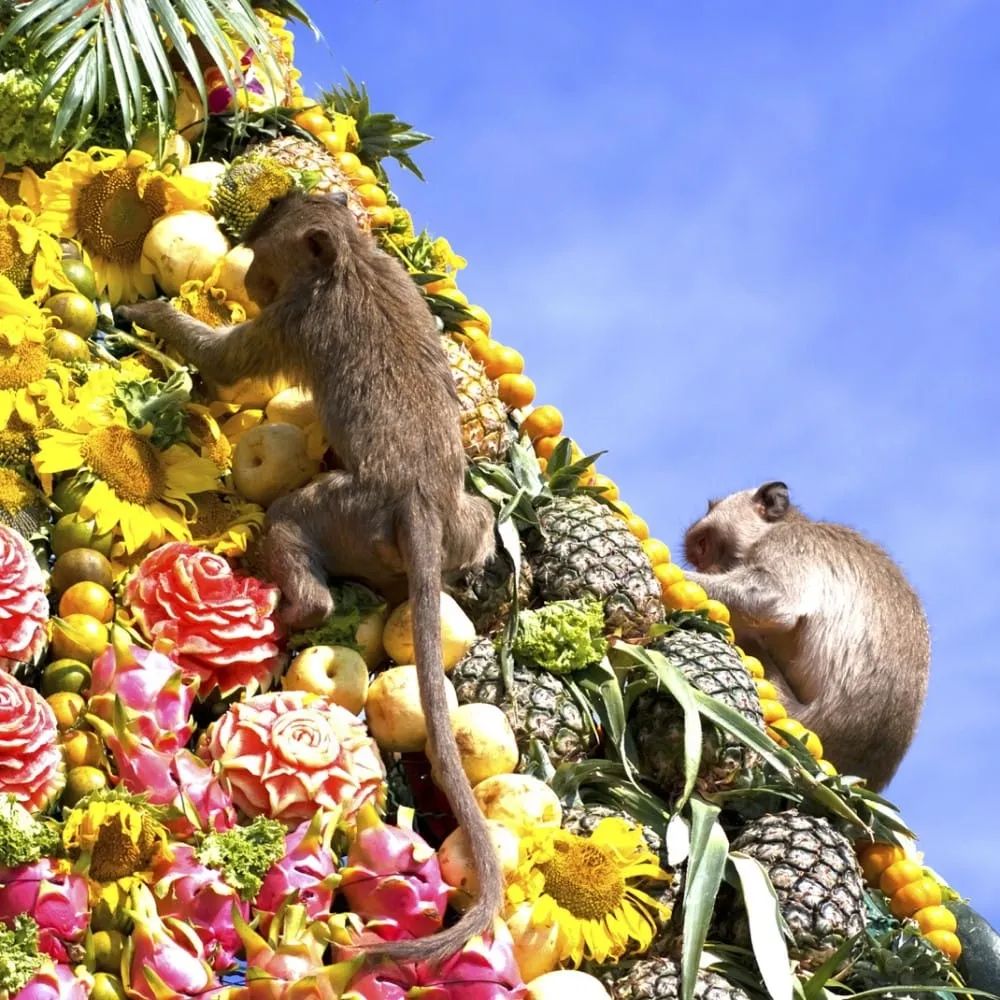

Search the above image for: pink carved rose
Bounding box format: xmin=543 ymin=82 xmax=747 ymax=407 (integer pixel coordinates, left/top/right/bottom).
xmin=126 ymin=542 xmax=285 ymax=698
xmin=0 ymin=673 xmax=63 ymax=812
xmin=0 ymin=525 xmax=47 ymax=675
xmin=203 ymin=691 xmax=385 ymax=825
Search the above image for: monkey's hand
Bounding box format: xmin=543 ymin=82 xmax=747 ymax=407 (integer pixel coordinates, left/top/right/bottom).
xmin=114 ymin=299 xmax=178 ymax=334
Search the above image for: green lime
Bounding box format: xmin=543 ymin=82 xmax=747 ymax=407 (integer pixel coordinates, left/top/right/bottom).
xmin=51 ymin=513 xmax=113 ymax=558
xmin=59 ymin=259 xmax=98 ymax=301
xmin=52 ymin=477 xmax=92 ymax=516
xmin=47 ymin=330 xmax=91 ymax=363
xmin=62 ymin=765 xmax=107 ymax=807
xmin=41 ymin=658 xmax=92 ymax=697
xmin=89 ymin=931 xmax=125 ymax=975
xmin=44 ymin=292 xmax=98 ymax=338
xmin=51 ymin=548 xmax=114 ymax=593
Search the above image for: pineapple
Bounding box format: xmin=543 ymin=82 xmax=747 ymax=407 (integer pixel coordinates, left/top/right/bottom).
xmin=527 ymin=493 xmax=663 ymax=639
xmin=449 ymin=637 xmax=597 ymax=767
xmin=442 ymin=336 xmax=512 ymax=464
xmin=446 ymin=544 xmax=532 ymax=634
xmin=726 ymin=810 xmax=866 ymax=969
xmin=212 ymin=154 xmax=295 ymax=240
xmin=600 ymin=955 xmax=752 ymax=1000
xmin=629 ymin=628 xmax=765 ymax=795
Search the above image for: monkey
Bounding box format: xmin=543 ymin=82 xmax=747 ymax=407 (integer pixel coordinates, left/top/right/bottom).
xmin=681 ymin=481 xmax=930 ymax=792
xmin=116 ymin=190 xmax=503 ymax=966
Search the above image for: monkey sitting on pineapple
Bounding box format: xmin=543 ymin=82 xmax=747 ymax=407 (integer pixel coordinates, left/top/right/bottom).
xmin=682 ymin=481 xmax=930 ymax=791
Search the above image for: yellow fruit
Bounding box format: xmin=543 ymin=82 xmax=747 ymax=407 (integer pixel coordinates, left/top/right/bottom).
xmin=760 ymin=698 xmax=787 ymax=723
xmin=484 ymin=345 xmax=525 ymax=379
xmin=355 ymin=183 xmax=387 ymax=208
xmin=769 ymin=717 xmax=823 ymax=758
xmin=498 ymin=374 xmax=536 ymax=410
xmin=63 ymin=765 xmax=107 ymax=806
xmin=60 ymin=259 xmax=98 ymax=300
xmin=701 ymin=598 xmax=730 ymax=624
xmin=533 ymin=435 xmax=563 ymax=461
xmin=641 ymin=538 xmax=671 ymax=566
xmin=858 ymin=842 xmax=907 ymax=884
xmin=293 ymin=107 xmax=329 ymax=134
xmin=880 ymin=858 xmax=924 ymax=897
xmin=44 ymin=291 xmax=98 ymax=338
xmin=664 ymin=580 xmax=707 ymax=611
xmin=61 ymin=728 xmax=103 ymax=769
xmin=521 ymin=405 xmax=563 ymax=442
xmin=41 ymin=658 xmax=92 ymax=697
xmin=626 ymin=514 xmax=650 ymax=540
xmin=369 ymin=205 xmax=395 ymax=228
xmin=231 ymin=422 xmax=321 ymax=508
xmin=47 ymin=330 xmax=90 ymax=363
xmin=754 ymin=679 xmax=778 ymax=700
xmin=817 ymin=758 xmax=838 ymax=776
xmin=317 ymin=129 xmax=347 ymax=154
xmin=613 ymin=499 xmax=632 ymax=519
xmin=90 ymin=972 xmax=127 ymax=1000
xmin=59 ymin=581 xmax=115 ymax=623
xmin=50 ymin=613 xmax=109 ymax=665
xmin=742 ymin=655 xmax=765 ymax=679
xmin=423 ymin=275 xmax=457 ymax=295
xmin=353 ymin=164 xmax=378 ymax=185
xmin=653 ymin=562 xmax=685 ymax=592
xmin=465 ymin=304 xmax=492 ymax=333
xmin=382 ymin=593 xmax=476 ymax=669
xmin=924 ymin=929 xmax=962 ymax=963
xmin=333 ymin=151 xmax=363 ymax=174
xmin=890 ymin=876 xmax=942 ymax=919
xmin=90 ymin=931 xmax=125 ymax=974
xmin=914 ymin=905 xmax=958 ymax=935
xmin=51 ymin=513 xmax=113 ymax=558
xmin=141 ymin=211 xmax=229 ymax=297
xmin=211 ymin=245 xmax=260 ymax=318
xmin=590 ymin=473 xmax=619 ymax=501
xmin=47 ymin=691 xmax=85 ymax=730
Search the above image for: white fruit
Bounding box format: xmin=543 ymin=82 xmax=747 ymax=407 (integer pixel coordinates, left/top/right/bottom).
xmin=473 ymin=773 xmax=562 ymax=836
xmin=382 ymin=593 xmax=476 ymax=669
xmin=231 ymin=422 xmax=321 ymax=507
xmin=266 ymin=386 xmax=318 ymax=428
xmin=282 ymin=645 xmax=369 ymax=715
xmin=438 ymin=819 xmax=520 ymax=910
xmin=182 ymin=161 xmax=227 ymax=190
xmin=365 ymin=664 xmax=458 ymax=752
xmin=527 ymin=970 xmax=612 ymax=1000
xmin=211 ymin=245 xmax=260 ymax=318
xmin=141 ymin=210 xmax=229 ymax=296
xmin=428 ymin=703 xmax=518 ymax=787
xmin=506 ymin=903 xmax=563 ymax=982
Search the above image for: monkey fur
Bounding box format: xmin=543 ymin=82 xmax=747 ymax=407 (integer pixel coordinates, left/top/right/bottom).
xmin=117 ymin=191 xmax=503 ymax=965
xmin=682 ymin=481 xmax=930 ymax=792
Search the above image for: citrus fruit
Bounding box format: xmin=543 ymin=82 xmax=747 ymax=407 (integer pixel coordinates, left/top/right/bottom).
xmin=91 ymin=972 xmax=128 ymax=1000
xmin=642 ymin=538 xmax=672 ymax=567
xmin=59 ymin=259 xmax=98 ymax=300
xmin=333 ymin=150 xmax=363 ymax=174
xmin=50 ymin=548 xmax=114 ymax=593
xmin=434 ymin=285 xmax=469 ymax=307
xmin=590 ymin=473 xmax=619 ymax=501
xmin=51 ymin=513 xmax=113 ymax=557
xmin=879 ymin=858 xmax=924 ymax=897
xmin=760 ymin=698 xmax=787 ymax=723
xmin=890 ymin=876 xmax=942 ymax=919
xmin=484 ymin=345 xmax=524 ymax=379
xmin=521 ymin=405 xmax=563 ymax=442
xmin=924 ymin=929 xmax=962 ymax=962
xmin=754 ymin=678 xmax=779 ymax=701
xmin=47 ymin=329 xmax=90 ymax=363
xmin=914 ymin=905 xmax=958 ymax=935
xmin=50 ymin=613 xmax=110 ymax=665
xmin=63 ymin=765 xmax=108 ymax=806
xmin=369 ymin=205 xmax=394 ymax=228
xmin=742 ymin=654 xmax=765 ymax=678
xmin=51 ymin=477 xmax=91 ymax=516
xmin=316 ymin=129 xmax=347 ymax=154
xmin=665 ymin=580 xmax=707 ymax=611
xmin=355 ymin=182 xmax=387 ymax=208
xmin=41 ymin=658 xmax=92 ymax=697
xmin=653 ymin=562 xmax=685 ymax=590
xmin=816 ymin=758 xmax=838 ymax=776
xmin=90 ymin=932 xmax=126 ymax=975
xmin=701 ymin=598 xmax=731 ymax=624
xmin=533 ymin=435 xmax=563 ymax=461
xmin=625 ymin=513 xmax=649 ymax=540
xmin=498 ymin=373 xmax=536 ymax=409
xmin=47 ymin=691 xmax=85 ymax=729
xmin=44 ymin=291 xmax=98 ymax=338
xmin=464 ymin=304 xmax=492 ymax=333
xmin=58 ymin=580 xmax=115 ymax=623
xmin=293 ymin=106 xmax=328 ymax=133
xmin=857 ymin=842 xmax=906 ymax=882
xmin=353 ymin=164 xmax=378 ymax=185
xmin=61 ymin=728 xmax=103 ymax=769
xmin=423 ymin=275 xmax=457 ymax=295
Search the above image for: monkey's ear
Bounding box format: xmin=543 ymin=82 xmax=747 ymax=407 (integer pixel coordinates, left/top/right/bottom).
xmin=753 ymin=481 xmax=790 ymax=521
xmin=304 ymin=227 xmax=337 ymax=264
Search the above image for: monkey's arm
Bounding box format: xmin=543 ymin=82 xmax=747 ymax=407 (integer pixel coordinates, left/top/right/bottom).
xmin=685 ymin=567 xmax=799 ymax=632
xmin=116 ymin=300 xmax=278 ymax=384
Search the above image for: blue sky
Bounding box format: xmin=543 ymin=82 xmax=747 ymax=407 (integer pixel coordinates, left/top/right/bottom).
xmin=291 ymin=2 xmax=1000 ymax=922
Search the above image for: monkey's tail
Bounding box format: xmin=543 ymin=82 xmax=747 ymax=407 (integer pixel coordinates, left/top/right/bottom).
xmin=357 ymin=493 xmax=505 ymax=969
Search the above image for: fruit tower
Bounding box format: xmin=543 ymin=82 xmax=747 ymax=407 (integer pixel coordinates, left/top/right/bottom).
xmin=0 ymin=3 xmax=997 ymax=1000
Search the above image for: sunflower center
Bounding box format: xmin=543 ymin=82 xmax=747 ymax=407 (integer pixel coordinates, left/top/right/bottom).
xmin=0 ymin=177 xmax=22 ymax=206
xmin=0 ymin=468 xmax=38 ymax=515
xmin=191 ymin=493 xmax=234 ymax=538
xmin=75 ymin=166 xmax=166 ymax=264
xmin=79 ymin=425 xmax=166 ymax=505
xmin=0 ymin=340 xmax=49 ymax=390
xmin=0 ymin=429 xmax=34 ymax=468
xmin=180 ymin=287 xmax=236 ymax=328
xmin=536 ymin=834 xmax=626 ymax=921
xmin=0 ymin=222 xmax=34 ymax=295
xmin=87 ymin=813 xmax=159 ymax=882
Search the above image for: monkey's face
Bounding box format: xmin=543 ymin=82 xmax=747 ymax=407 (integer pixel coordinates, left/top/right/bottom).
xmin=684 ymin=482 xmax=790 ymax=571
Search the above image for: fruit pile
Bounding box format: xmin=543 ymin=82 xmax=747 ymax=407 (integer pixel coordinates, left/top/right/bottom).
xmin=0 ymin=4 xmax=995 ymax=1000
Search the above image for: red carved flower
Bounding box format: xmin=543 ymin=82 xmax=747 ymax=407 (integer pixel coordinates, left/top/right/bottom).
xmin=0 ymin=525 xmax=48 ymax=675
xmin=0 ymin=672 xmax=64 ymax=813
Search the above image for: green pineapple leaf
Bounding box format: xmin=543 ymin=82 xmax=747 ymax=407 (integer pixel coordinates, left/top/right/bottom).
xmin=652 ymin=608 xmax=733 ymax=643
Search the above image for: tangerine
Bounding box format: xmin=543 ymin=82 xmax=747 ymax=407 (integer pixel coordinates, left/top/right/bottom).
xmin=857 ymin=842 xmax=906 ymax=883
xmin=355 ymin=183 xmax=387 ymax=208
xmin=464 ymin=304 xmax=492 ymax=334
xmin=521 ymin=405 xmax=563 ymax=442
xmin=484 ymin=345 xmax=524 ymax=379
xmin=317 ymin=130 xmax=347 ymax=154
xmin=816 ymin=758 xmax=838 ymax=776
xmin=533 ymin=435 xmax=564 ymax=461
xmin=760 ymin=698 xmax=787 ymax=723
xmin=62 ymin=765 xmax=107 ymax=806
xmin=47 ymin=330 xmax=90 ymax=363
xmin=60 ymin=259 xmax=98 ymax=300
xmin=591 ymin=473 xmax=619 ymax=501
xmin=333 ymin=151 xmax=363 ymax=174
xmin=664 ymin=580 xmax=707 ymax=610
xmin=50 ymin=548 xmax=114 ymax=593
xmin=923 ymin=929 xmax=962 ymax=963
xmin=41 ymin=658 xmax=92 ymax=697
xmin=701 ymin=598 xmax=730 ymax=624
xmin=368 ymin=205 xmax=395 ymax=228
xmin=742 ymin=655 xmax=765 ymax=679
xmin=641 ymin=538 xmax=671 ymax=566
xmin=44 ymin=291 xmax=98 ymax=338
xmin=434 ymin=285 xmax=469 ymax=307
xmin=653 ymin=562 xmax=685 ymax=590
xmin=61 ymin=728 xmax=103 ymax=769
xmin=498 ymin=374 xmax=536 ymax=410
xmin=50 ymin=613 xmax=110 ymax=665
xmin=353 ymin=164 xmax=378 ymax=185
xmin=913 ymin=905 xmax=958 ymax=935
xmin=47 ymin=691 xmax=85 ymax=730
xmin=293 ymin=106 xmax=329 ymax=134
xmin=59 ymin=580 xmax=115 ymax=623
xmin=51 ymin=477 xmax=91 ymax=515
xmin=51 ymin=513 xmax=113 ymax=557
xmin=626 ymin=513 xmax=650 ymax=540
xmin=879 ymin=858 xmax=924 ymax=897
xmin=754 ymin=678 xmax=779 ymax=701
xmin=890 ymin=876 xmax=942 ymax=919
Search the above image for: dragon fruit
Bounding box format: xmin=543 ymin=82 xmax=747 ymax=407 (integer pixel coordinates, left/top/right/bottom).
xmin=232 ymin=902 xmax=361 ymax=1000
xmin=88 ymin=706 xmax=236 ymax=838
xmin=254 ymin=810 xmax=339 ymax=934
xmin=122 ymin=883 xmax=224 ymax=1000
xmin=11 ymin=962 xmax=92 ymax=1000
xmin=339 ymin=803 xmax=449 ymax=938
xmin=342 ymin=917 xmax=527 ymax=1000
xmin=151 ymin=844 xmax=249 ymax=972
xmin=89 ymin=643 xmax=197 ymax=752
xmin=0 ymin=858 xmax=89 ymax=962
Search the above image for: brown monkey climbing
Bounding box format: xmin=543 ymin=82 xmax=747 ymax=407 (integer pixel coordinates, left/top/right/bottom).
xmin=682 ymin=481 xmax=930 ymax=791
xmin=117 ymin=190 xmax=502 ymax=965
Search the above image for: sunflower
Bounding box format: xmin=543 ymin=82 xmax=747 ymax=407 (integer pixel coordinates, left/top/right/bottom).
xmin=33 ymin=404 xmax=219 ymax=554
xmin=174 ymin=278 xmax=246 ymax=329
xmin=35 ymin=148 xmax=211 ymax=304
xmin=506 ymin=817 xmax=671 ymax=966
xmin=0 ymin=158 xmax=42 ymax=213
xmin=0 ymin=204 xmax=67 ymax=301
xmin=0 ymin=467 xmax=50 ymax=537
xmin=0 ymin=306 xmax=73 ymax=430
xmin=186 ymin=403 xmax=233 ymax=474
xmin=189 ymin=490 xmax=265 ymax=557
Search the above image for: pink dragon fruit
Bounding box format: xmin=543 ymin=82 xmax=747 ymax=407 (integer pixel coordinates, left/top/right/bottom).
xmin=232 ymin=902 xmax=361 ymax=1000
xmin=339 ymin=803 xmax=449 ymax=938
xmin=254 ymin=810 xmax=339 ymax=934
xmin=151 ymin=844 xmax=249 ymax=972
xmin=89 ymin=643 xmax=197 ymax=752
xmin=88 ymin=707 xmax=236 ymax=839
xmin=0 ymin=858 xmax=89 ymax=962
xmin=122 ymin=883 xmax=225 ymax=1000
xmin=12 ymin=962 xmax=92 ymax=1000
xmin=342 ymin=917 xmax=527 ymax=1000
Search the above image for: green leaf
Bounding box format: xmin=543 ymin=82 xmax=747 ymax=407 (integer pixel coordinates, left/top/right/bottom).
xmin=573 ymin=657 xmax=627 ymax=759
xmin=800 ymin=935 xmax=857 ymax=1000
xmin=728 ymin=853 xmax=794 ymax=1000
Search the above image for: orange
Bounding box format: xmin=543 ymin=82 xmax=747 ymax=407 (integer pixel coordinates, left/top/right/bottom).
xmin=521 ymin=405 xmax=563 ymax=442
xmin=45 ymin=292 xmax=98 ymax=338
xmin=485 ymin=345 xmax=525 ymax=379
xmin=924 ymin=929 xmax=962 ymax=963
xmin=653 ymin=562 xmax=685 ymax=590
xmin=590 ymin=473 xmax=619 ymax=501
xmin=468 ymin=337 xmax=494 ymax=365
xmin=816 ymin=758 xmax=838 ymax=776
xmin=352 ymin=164 xmax=378 ymax=186
xmin=317 ymin=129 xmax=347 ymax=154
xmin=465 ymin=304 xmax=492 ymax=334
xmin=47 ymin=330 xmax=90 ymax=363
xmin=701 ymin=598 xmax=730 ymax=625
xmin=368 ymin=205 xmax=395 ymax=228
xmin=50 ymin=613 xmax=110 ymax=665
xmin=641 ymin=538 xmax=671 ymax=567
xmin=626 ymin=514 xmax=650 ymax=540
xmin=742 ymin=655 xmax=765 ymax=679
xmin=664 ymin=580 xmax=707 ymax=611
xmin=721 ymin=623 xmax=735 ymax=643
xmin=333 ymin=151 xmax=363 ymax=174
xmin=498 ymin=374 xmax=536 ymax=410
xmin=41 ymin=658 xmax=92 ymax=697
xmin=770 ymin=718 xmax=823 ymax=758
xmin=47 ymin=691 xmax=85 ymax=730
xmin=59 ymin=580 xmax=115 ymax=623
xmin=879 ymin=858 xmax=924 ymax=897
xmin=51 ymin=513 xmax=114 ymax=558
xmin=50 ymin=548 xmax=114 ymax=593
xmin=454 ymin=326 xmax=486 ymax=348
xmin=459 ymin=319 xmax=489 ymax=339
xmin=355 ymin=183 xmax=387 ymax=208
xmin=61 ymin=728 xmax=103 ymax=769
xmin=613 ymin=499 xmax=633 ymax=519
xmin=293 ymin=106 xmax=329 ymax=134
xmin=760 ymin=698 xmax=787 ymax=723
xmin=858 ymin=842 xmax=907 ymax=884
xmin=423 ymin=275 xmax=457 ymax=295
xmin=536 ymin=457 xmax=548 ymax=474
xmin=60 ymin=259 xmax=98 ymax=300
xmin=754 ymin=678 xmax=779 ymax=701
xmin=533 ymin=435 xmax=564 ymax=461
xmin=890 ymin=876 xmax=942 ymax=919
xmin=913 ymin=905 xmax=957 ymax=935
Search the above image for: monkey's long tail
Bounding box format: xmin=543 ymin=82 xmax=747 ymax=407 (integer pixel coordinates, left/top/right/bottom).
xmin=357 ymin=494 xmax=505 ymax=968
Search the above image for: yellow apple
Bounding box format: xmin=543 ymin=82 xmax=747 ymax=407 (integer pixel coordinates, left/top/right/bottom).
xmin=231 ymin=422 xmax=321 ymax=507
xmin=382 ymin=592 xmax=476 ymax=669
xmin=282 ymin=645 xmax=369 ymax=715
xmin=365 ymin=664 xmax=458 ymax=752
xmin=428 ymin=702 xmax=518 ymax=787
xmin=472 ymin=773 xmax=563 ymax=836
